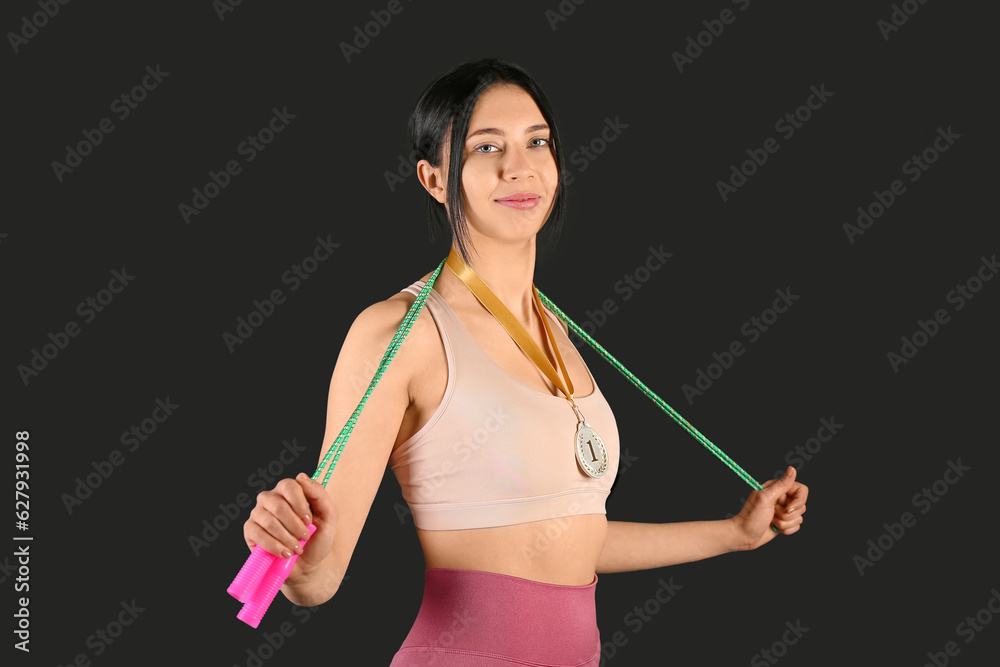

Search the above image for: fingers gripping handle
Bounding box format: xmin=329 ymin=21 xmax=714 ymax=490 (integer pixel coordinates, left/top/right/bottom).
xmin=229 ymin=524 xmax=316 ymax=628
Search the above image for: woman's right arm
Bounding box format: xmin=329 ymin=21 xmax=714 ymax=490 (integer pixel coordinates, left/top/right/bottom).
xmin=242 ymin=296 xmax=423 ymax=607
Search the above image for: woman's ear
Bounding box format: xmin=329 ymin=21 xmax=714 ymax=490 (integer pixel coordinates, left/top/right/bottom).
xmin=416 ymin=159 xmax=448 ymax=205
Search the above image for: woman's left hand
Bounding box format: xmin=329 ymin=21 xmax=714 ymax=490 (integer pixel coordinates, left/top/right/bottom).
xmin=730 ymin=466 xmax=808 ymax=551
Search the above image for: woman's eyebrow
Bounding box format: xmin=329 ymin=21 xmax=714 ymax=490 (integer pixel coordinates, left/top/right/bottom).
xmin=466 ymin=123 xmax=550 ymax=140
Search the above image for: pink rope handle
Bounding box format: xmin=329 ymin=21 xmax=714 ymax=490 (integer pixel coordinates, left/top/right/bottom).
xmin=228 ymin=524 xmax=316 ymax=628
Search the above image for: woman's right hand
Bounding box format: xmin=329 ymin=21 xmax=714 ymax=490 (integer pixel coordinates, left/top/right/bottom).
xmin=244 ymin=472 xmax=339 ymax=574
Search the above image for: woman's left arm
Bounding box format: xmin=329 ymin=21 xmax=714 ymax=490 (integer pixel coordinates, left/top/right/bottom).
xmin=596 ymin=466 xmax=808 ymax=573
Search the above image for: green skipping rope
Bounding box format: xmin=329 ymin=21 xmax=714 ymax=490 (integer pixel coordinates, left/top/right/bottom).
xmin=311 ymin=257 xmax=778 ymax=531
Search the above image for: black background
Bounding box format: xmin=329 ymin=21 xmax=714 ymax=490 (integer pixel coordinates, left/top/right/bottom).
xmin=4 ymin=1 xmax=999 ymax=665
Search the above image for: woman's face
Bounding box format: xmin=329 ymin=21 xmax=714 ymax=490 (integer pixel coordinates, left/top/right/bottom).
xmin=424 ymin=84 xmax=559 ymax=249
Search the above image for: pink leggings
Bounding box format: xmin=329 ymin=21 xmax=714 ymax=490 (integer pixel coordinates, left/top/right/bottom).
xmin=389 ymin=568 xmax=601 ymax=667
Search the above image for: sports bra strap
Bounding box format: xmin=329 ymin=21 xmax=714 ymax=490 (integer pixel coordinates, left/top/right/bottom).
xmin=311 ymin=258 xmax=447 ymax=487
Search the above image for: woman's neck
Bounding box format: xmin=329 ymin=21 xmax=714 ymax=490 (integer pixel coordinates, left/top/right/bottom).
xmin=453 ymin=238 xmax=538 ymax=324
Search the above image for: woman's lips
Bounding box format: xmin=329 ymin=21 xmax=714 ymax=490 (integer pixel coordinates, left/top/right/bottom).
xmin=495 ymin=193 xmax=541 ymax=209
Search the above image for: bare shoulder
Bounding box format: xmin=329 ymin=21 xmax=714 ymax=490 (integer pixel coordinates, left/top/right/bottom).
xmin=340 ymin=283 xmax=439 ymax=377
xmin=349 ymin=292 xmax=414 ymax=339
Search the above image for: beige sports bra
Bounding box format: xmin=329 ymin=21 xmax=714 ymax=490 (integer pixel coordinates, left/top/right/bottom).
xmin=388 ymin=281 xmax=620 ymax=531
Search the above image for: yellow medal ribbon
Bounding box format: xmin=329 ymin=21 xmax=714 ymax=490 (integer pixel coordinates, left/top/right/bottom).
xmin=446 ymin=248 xmax=576 ymax=403
xmin=445 ymin=248 xmax=609 ymax=477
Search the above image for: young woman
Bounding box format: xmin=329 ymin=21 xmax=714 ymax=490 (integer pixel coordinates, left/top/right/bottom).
xmin=242 ymin=58 xmax=809 ymax=666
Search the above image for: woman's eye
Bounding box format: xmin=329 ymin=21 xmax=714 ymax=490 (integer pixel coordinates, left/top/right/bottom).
xmin=530 ymin=137 xmax=551 ymax=147
xmin=475 ymin=144 xmax=499 ymax=153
